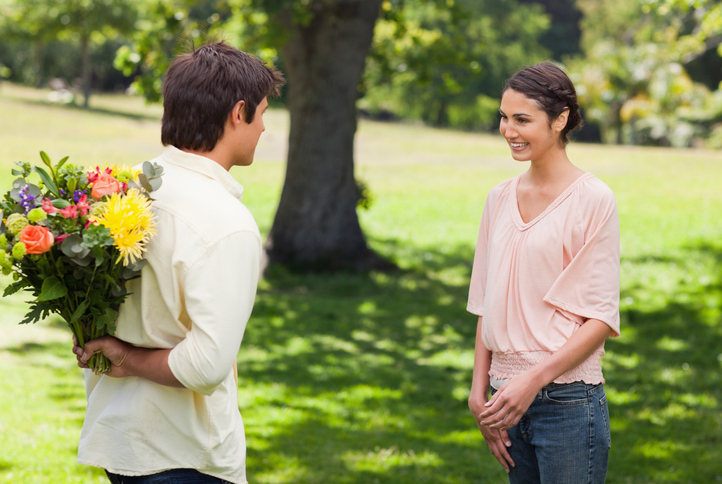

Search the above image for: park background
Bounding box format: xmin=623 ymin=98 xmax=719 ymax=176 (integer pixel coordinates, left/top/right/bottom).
xmin=1 ymin=0 xmax=721 ymax=482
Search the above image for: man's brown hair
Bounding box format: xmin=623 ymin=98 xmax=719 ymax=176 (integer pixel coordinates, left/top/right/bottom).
xmin=161 ymin=41 xmax=285 ymax=152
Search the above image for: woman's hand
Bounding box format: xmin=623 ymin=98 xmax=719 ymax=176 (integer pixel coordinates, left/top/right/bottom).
xmin=479 ymin=373 xmax=542 ymax=431
xmin=470 ymin=391 xmax=515 ymax=472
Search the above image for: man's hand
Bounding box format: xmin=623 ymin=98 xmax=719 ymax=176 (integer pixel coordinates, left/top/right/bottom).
xmin=470 ymin=392 xmax=515 ymax=472
xmin=73 ymin=335 xmax=134 ymax=378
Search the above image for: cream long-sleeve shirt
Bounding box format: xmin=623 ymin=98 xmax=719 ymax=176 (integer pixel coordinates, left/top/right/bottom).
xmin=78 ymin=146 xmax=261 ymax=484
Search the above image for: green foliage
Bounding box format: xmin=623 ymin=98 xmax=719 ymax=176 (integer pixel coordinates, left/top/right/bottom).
xmin=1 ymin=90 xmax=722 ymax=482
xmin=567 ymin=0 xmax=722 ymax=147
xmin=362 ymin=0 xmax=550 ymax=130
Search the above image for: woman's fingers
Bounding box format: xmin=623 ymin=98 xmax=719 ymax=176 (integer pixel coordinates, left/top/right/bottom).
xmin=483 ymin=428 xmax=515 ymax=472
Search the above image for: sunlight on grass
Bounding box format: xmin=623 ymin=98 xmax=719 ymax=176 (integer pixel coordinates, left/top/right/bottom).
xmin=2 ymin=84 xmax=722 ymax=483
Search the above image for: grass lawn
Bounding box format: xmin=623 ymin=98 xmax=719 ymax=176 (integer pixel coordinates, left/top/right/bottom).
xmin=0 ymin=83 xmax=721 ymax=483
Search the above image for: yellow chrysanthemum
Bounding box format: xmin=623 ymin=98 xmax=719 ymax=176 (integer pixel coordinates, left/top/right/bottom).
xmin=98 ymin=163 xmax=142 ymax=184
xmin=94 ymin=189 xmax=155 ymax=266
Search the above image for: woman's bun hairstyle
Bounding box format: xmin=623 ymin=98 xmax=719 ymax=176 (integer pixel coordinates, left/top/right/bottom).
xmin=504 ymin=62 xmax=583 ymax=146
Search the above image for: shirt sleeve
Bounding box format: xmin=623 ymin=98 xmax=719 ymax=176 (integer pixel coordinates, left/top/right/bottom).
xmin=467 ymin=190 xmax=497 ymax=317
xmin=543 ymin=189 xmax=621 ymax=337
xmin=168 ymin=230 xmax=261 ymax=395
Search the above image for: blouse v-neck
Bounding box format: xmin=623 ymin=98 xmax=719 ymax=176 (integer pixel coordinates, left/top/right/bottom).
xmin=511 ymin=172 xmax=593 ymax=230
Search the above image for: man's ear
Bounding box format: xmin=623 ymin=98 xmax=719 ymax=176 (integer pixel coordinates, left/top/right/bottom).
xmin=230 ymin=100 xmax=246 ymax=127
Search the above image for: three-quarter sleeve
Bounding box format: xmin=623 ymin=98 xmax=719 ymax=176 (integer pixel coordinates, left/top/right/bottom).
xmin=168 ymin=230 xmax=261 ymax=395
xmin=467 ymin=187 xmax=502 ymax=317
xmin=543 ymin=190 xmax=621 ymax=336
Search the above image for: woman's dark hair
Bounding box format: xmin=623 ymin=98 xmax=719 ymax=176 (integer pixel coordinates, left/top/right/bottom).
xmin=161 ymin=41 xmax=285 ymax=152
xmin=503 ymin=62 xmax=583 ymax=146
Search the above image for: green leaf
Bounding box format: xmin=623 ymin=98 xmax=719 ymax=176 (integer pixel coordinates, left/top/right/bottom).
xmin=137 ymin=173 xmax=153 ymax=192
xmin=39 ymin=151 xmax=52 ymax=168
xmin=69 ymin=300 xmax=89 ymax=324
xmin=51 ymin=198 xmax=71 ymax=209
xmin=20 ymin=304 xmax=52 ymax=325
xmin=33 ymin=166 xmax=60 ymax=197
xmin=57 ymin=156 xmax=69 ymax=170
xmin=36 ymin=276 xmax=68 ymax=302
xmin=3 ymin=279 xmax=31 ymax=297
xmin=96 ymin=308 xmax=118 ymax=335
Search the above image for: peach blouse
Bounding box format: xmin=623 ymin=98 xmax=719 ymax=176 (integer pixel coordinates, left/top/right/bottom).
xmin=467 ymin=173 xmax=620 ymax=384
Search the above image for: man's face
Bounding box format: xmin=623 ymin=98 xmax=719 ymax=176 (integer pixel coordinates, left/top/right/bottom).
xmin=234 ymin=96 xmax=268 ymax=167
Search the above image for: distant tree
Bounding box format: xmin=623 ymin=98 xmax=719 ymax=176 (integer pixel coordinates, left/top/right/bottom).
xmin=518 ymin=0 xmax=583 ymax=60
xmin=568 ymin=0 xmax=716 ymax=146
xmin=0 ymin=0 xmax=137 ymax=107
xmin=117 ymin=0 xmax=549 ymax=270
xmin=364 ymin=0 xmax=549 ymax=130
xmin=0 ymin=0 xmax=65 ymax=87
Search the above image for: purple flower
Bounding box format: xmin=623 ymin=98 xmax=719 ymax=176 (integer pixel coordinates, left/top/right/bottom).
xmin=73 ymin=190 xmax=87 ymax=203
xmin=19 ymin=186 xmax=37 ymax=214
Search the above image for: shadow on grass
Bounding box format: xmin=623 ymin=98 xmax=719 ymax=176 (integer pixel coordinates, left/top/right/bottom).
xmin=3 ymin=240 xmax=719 ymax=483
xmin=241 ymin=240 xmax=722 ymax=484
xmin=4 ymin=338 xmax=89 ymax=425
xmin=605 ymin=240 xmax=722 ymax=483
xmin=241 ymin=242 xmax=493 ymax=483
xmin=8 ymin=96 xmax=160 ymax=123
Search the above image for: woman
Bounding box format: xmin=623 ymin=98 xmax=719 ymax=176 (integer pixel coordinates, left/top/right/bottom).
xmin=467 ymin=62 xmax=620 ymax=484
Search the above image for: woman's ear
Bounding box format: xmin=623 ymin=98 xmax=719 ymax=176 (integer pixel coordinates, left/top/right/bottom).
xmin=554 ymin=109 xmax=569 ymax=132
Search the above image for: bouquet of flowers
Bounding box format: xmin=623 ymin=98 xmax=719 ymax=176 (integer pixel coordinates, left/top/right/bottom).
xmin=0 ymin=152 xmax=163 ymax=373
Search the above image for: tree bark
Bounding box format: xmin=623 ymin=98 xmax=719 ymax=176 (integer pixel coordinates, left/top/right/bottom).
xmin=265 ymin=0 xmax=393 ymax=272
xmin=80 ymin=33 xmax=91 ymax=108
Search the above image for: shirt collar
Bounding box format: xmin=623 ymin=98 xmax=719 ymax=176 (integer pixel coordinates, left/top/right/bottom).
xmin=160 ymin=145 xmax=244 ymax=201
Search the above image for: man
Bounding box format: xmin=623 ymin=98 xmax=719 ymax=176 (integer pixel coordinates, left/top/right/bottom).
xmin=73 ymin=41 xmax=284 ymax=484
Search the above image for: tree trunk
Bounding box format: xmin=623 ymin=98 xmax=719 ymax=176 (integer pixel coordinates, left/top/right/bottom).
xmin=80 ymin=33 xmax=91 ymax=108
xmin=265 ymin=0 xmax=392 ymax=272
xmin=34 ymin=40 xmax=44 ymax=88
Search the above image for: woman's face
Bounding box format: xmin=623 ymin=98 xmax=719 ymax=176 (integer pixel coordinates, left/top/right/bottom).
xmin=499 ymin=89 xmax=565 ymax=163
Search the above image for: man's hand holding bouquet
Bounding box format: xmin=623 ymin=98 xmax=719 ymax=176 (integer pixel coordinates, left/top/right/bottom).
xmin=0 ymin=152 xmax=163 ymax=374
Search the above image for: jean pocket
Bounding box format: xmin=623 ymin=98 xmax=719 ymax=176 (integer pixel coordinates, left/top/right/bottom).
xmin=542 ymin=383 xmax=589 ymax=405
xmin=599 ymin=393 xmax=612 ymax=449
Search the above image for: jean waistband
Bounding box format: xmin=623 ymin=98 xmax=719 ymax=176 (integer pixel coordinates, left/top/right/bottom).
xmin=490 ymin=377 xmax=604 ymax=395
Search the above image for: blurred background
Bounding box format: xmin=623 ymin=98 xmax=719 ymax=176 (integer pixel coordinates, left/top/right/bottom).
xmin=2 ymin=0 xmax=722 ymax=148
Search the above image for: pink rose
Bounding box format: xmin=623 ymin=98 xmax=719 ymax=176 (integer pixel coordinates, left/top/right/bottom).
xmin=19 ymin=225 xmax=54 ymax=255
xmin=91 ymin=173 xmax=122 ymax=200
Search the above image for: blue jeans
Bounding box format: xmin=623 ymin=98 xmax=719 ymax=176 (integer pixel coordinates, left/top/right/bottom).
xmin=493 ymin=382 xmax=611 ymax=484
xmin=105 ymin=469 xmax=232 ymax=484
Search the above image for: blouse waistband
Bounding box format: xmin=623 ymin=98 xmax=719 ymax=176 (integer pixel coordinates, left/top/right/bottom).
xmin=490 ymin=350 xmax=605 ymax=385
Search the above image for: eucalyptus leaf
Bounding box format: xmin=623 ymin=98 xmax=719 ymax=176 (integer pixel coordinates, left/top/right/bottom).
xmin=142 ymin=161 xmax=154 ymax=178
xmin=111 ymin=284 xmax=127 ymax=298
xmin=10 ymin=178 xmax=27 ymax=202
xmin=61 ymin=235 xmax=90 ymax=259
xmin=70 ymin=256 xmax=92 ymax=267
xmin=137 ymin=173 xmax=153 ymax=192
xmin=36 ymin=276 xmax=68 ymax=301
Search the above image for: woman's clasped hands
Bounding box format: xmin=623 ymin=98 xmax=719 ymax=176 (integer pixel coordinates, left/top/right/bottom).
xmin=471 ymin=373 xmax=545 ymax=473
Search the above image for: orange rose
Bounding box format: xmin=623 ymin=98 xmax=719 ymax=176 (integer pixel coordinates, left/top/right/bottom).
xmin=91 ymin=173 xmax=123 ymax=200
xmin=19 ymin=225 xmax=54 ymax=255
